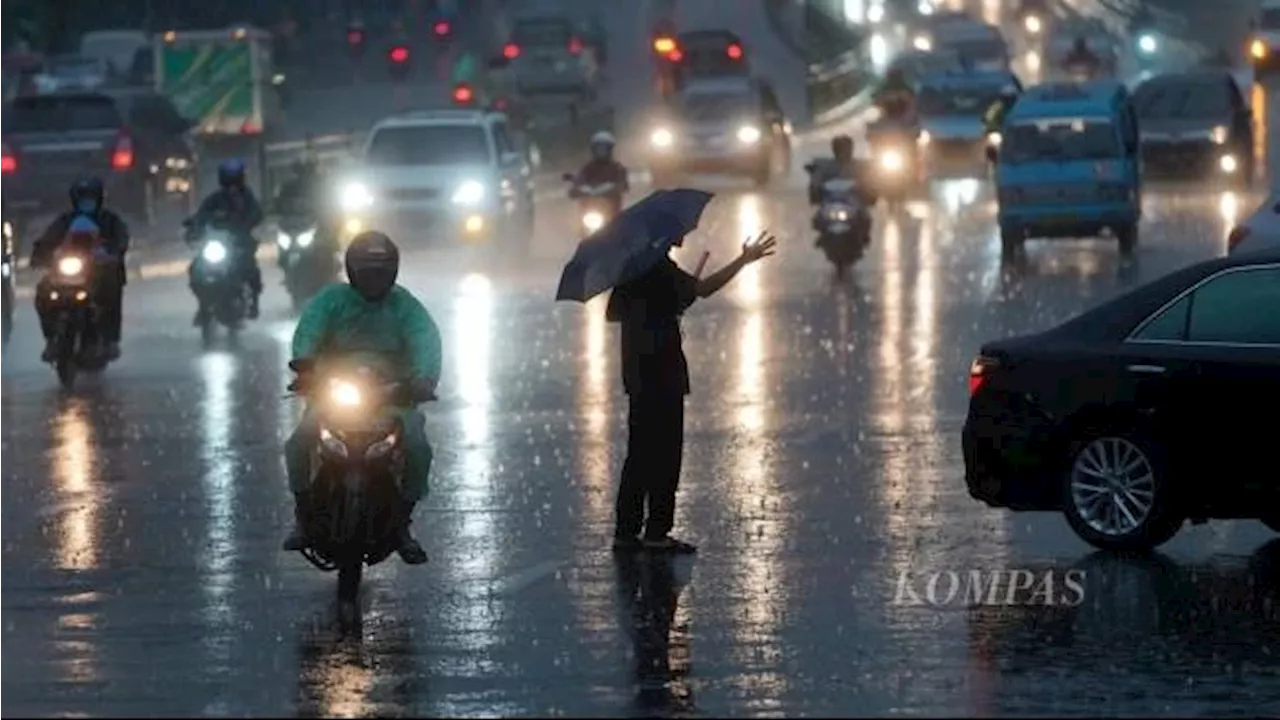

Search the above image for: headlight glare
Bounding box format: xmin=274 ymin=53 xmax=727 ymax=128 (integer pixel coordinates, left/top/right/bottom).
xmin=202 ymin=241 xmax=227 ymax=264
xmin=58 ymin=256 xmax=85 ymax=276
xmin=451 ymin=180 xmax=485 ymax=205
xmin=329 ymin=379 xmax=362 ymax=407
xmin=737 ymin=125 xmax=761 ymax=143
xmin=651 ymin=128 xmax=674 ymax=147
xmin=276 ymin=231 xmax=292 ymax=249
xmin=340 ymin=182 xmax=374 ymax=211
xmin=297 ymin=229 xmax=316 ymax=247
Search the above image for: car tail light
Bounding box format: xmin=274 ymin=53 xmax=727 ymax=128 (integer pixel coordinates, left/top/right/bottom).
xmin=492 ymin=97 xmax=509 ymax=111
xmin=110 ymin=133 xmax=134 ymax=170
xmin=453 ymin=84 xmax=473 ymax=104
xmin=1227 ymin=226 xmax=1250 ymax=252
xmin=389 ymin=45 xmax=409 ymax=63
xmin=503 ymin=43 xmax=520 ymax=59
xmin=668 ymin=48 xmax=683 ymax=62
xmin=1 ymin=143 xmax=15 ymax=174
xmin=434 ymin=20 xmax=450 ymax=37
xmin=968 ymin=354 xmax=1001 ymax=396
xmin=727 ymin=42 xmax=743 ymax=59
xmin=347 ymin=29 xmax=364 ymax=45
xmin=568 ymin=36 xmax=583 ymax=55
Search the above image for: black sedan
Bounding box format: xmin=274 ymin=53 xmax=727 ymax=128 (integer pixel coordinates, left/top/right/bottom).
xmin=1133 ymin=71 xmax=1255 ymax=187
xmin=963 ymin=250 xmax=1280 ymax=551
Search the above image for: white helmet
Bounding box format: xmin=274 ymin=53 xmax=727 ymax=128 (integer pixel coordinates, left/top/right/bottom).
xmin=590 ymin=130 xmax=616 ymax=147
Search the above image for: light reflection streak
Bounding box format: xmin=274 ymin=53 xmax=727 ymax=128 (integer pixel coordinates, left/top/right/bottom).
xmin=1252 ymin=82 xmax=1267 ymax=169
xmin=198 ymin=352 xmax=239 ymax=647
xmin=725 ymin=196 xmax=788 ymax=695
xmin=312 ymin=655 xmax=374 ymax=719
xmin=453 ymin=273 xmax=498 ymax=647
xmin=578 ymin=295 xmax=612 ymax=529
xmin=1219 ymin=192 xmax=1239 ymax=243
xmin=49 ymin=399 xmax=99 ymax=571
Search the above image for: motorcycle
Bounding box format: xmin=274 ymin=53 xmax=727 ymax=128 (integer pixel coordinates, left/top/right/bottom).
xmin=287 ymin=358 xmax=435 ymax=622
xmin=185 ymin=214 xmax=254 ymax=343
xmin=276 ymin=216 xmax=336 ymax=310
xmin=1064 ymin=55 xmax=1103 ymax=83
xmin=805 ymin=166 xmax=871 ymax=279
xmin=3 ymin=218 xmax=14 ymax=347
xmin=866 ymin=121 xmax=919 ymax=205
xmin=563 ymin=174 xmax=621 ymax=237
xmin=41 ymin=233 xmax=111 ymax=388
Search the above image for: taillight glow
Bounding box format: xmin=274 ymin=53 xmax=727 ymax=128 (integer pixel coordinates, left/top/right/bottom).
xmin=668 ymin=48 xmax=683 ymax=62
xmin=568 ymin=36 xmax=583 ymax=54
xmin=1 ymin=144 xmax=15 ymax=174
xmin=453 ymin=84 xmax=473 ymax=103
xmin=347 ymin=29 xmax=364 ymax=45
xmin=1227 ymin=226 xmax=1250 ymax=251
xmin=111 ymin=134 xmax=134 ymax=170
xmin=968 ymin=355 xmax=999 ymax=396
xmin=493 ymin=97 xmax=509 ymax=110
xmin=503 ymin=43 xmax=520 ymax=59
xmin=727 ymin=43 xmax=743 ymax=59
xmin=434 ymin=20 xmax=450 ymax=36
xmin=389 ymin=46 xmax=409 ymax=63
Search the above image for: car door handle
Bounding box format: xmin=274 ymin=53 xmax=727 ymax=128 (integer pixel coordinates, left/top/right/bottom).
xmin=1126 ymin=364 xmax=1166 ymax=374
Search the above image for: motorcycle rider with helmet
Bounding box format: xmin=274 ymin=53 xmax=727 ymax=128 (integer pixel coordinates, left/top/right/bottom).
xmin=569 ymin=131 xmax=629 ymax=208
xmin=30 ymin=177 xmax=130 ymax=361
xmin=188 ymin=159 xmax=264 ymax=322
xmin=1064 ymin=36 xmax=1102 ymax=73
xmin=983 ymin=83 xmax=1022 ymax=137
xmin=282 ymin=231 xmax=442 ymax=566
xmin=873 ymin=67 xmax=918 ymax=125
xmin=808 ymin=135 xmax=875 ymax=240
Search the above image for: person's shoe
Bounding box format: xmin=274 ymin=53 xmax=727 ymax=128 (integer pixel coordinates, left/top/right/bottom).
xmin=41 ymin=340 xmax=57 ymax=362
xmin=395 ymin=526 xmax=428 ymax=565
xmin=282 ymin=492 xmax=309 ymax=551
xmin=643 ymin=536 xmax=697 ymax=554
xmin=103 ymin=342 xmax=121 ymax=360
xmin=612 ymin=535 xmax=643 ymax=553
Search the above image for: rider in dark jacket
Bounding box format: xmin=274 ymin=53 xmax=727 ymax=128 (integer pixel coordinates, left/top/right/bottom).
xmin=572 ymin=132 xmax=629 ymax=191
xmin=188 ymin=159 xmax=264 ymax=321
xmin=1065 ymin=36 xmax=1101 ymax=68
xmin=30 ymin=177 xmax=130 ymax=361
xmin=809 ymin=135 xmax=877 ymax=207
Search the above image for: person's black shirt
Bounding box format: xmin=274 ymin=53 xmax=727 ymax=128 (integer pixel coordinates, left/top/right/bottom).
xmin=606 ymin=256 xmax=698 ymax=396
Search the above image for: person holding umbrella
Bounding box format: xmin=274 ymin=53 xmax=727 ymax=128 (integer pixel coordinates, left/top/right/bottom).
xmin=556 ymin=190 xmax=778 ymax=553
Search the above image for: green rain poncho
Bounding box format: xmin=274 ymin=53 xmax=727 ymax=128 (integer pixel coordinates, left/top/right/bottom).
xmin=285 ymin=283 xmax=442 ymax=501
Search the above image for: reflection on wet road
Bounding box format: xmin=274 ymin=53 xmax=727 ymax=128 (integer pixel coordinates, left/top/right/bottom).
xmin=4 ymin=2 xmax=1280 ymax=717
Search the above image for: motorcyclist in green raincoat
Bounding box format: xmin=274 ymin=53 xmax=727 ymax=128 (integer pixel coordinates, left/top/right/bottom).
xmin=282 ymin=232 xmax=442 ymax=565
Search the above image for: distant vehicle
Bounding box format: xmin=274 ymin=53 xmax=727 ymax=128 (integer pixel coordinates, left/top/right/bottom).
xmin=1132 ymin=71 xmax=1254 ymax=188
xmin=1226 ymin=192 xmax=1280 ymax=255
xmin=337 ymin=109 xmax=535 ymax=248
xmin=672 ymin=30 xmax=750 ymax=81
xmin=884 ymin=49 xmax=963 ymax=90
xmin=2 ymin=90 xmax=196 ymax=223
xmin=1045 ymin=18 xmax=1119 ymax=78
xmin=1248 ymin=0 xmax=1280 ymax=75
xmin=500 ymin=15 xmax=597 ymax=100
xmin=35 ymin=55 xmax=109 ymax=93
xmin=939 ymin=22 xmax=1010 ymax=72
xmin=916 ymin=70 xmax=1021 ymax=175
xmin=909 ymin=11 xmax=980 ymax=52
xmin=647 ymin=76 xmax=791 ymax=187
xmin=964 ymin=249 xmax=1280 ymax=551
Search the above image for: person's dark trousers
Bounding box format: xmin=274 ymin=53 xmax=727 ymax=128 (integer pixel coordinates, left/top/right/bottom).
xmin=616 ymin=391 xmax=685 ymax=540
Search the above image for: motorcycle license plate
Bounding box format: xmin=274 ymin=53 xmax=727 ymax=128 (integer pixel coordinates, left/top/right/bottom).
xmin=829 ymin=222 xmax=850 ymax=233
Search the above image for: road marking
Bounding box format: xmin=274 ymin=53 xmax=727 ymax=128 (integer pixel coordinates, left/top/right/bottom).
xmin=491 ymin=559 xmax=563 ymax=595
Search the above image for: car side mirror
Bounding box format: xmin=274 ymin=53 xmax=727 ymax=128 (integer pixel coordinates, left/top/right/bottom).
xmin=488 ymin=56 xmax=511 ymax=69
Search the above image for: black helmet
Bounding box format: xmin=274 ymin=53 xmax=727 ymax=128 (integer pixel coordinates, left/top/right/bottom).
xmin=217 ymin=158 xmax=247 ymax=189
xmin=832 ymin=134 xmax=854 ymax=162
xmin=345 ymin=231 xmax=400 ymax=302
xmin=69 ymin=176 xmax=105 ymax=212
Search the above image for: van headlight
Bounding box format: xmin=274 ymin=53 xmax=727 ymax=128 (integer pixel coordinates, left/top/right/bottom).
xmin=451 ymin=180 xmax=485 ymax=205
xmin=340 ymin=182 xmax=374 ymax=211
xmin=737 ymin=125 xmax=761 ymax=144
xmin=651 ymin=128 xmax=674 ymax=148
xmin=202 ymin=241 xmax=227 ymax=264
xmin=58 ymin=256 xmax=85 ymax=276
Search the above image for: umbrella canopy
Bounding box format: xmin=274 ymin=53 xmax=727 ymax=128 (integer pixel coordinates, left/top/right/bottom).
xmin=555 ymin=189 xmax=713 ymax=302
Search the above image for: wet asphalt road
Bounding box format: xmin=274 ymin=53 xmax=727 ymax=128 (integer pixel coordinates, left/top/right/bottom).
xmin=4 ymin=1 xmax=1280 ymax=717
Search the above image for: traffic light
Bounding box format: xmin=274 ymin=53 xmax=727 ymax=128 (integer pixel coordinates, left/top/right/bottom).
xmin=388 ymin=45 xmax=410 ymax=81
xmin=433 ymin=20 xmax=451 ymax=39
xmin=453 ymin=83 xmax=475 ymax=105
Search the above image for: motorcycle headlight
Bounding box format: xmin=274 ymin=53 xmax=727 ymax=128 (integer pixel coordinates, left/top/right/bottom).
xmin=1211 ymin=125 xmax=1228 ymax=145
xmin=365 ymin=431 xmax=399 ymax=460
xmin=319 ymin=427 xmax=349 ymax=458
xmin=2 ymin=221 xmax=12 ymax=241
xmin=651 ymin=128 xmax=674 ymax=148
xmin=917 ymin=130 xmax=931 ymax=146
xmin=1219 ymin=154 xmax=1238 ymax=173
xmin=1137 ymin=34 xmax=1157 ymax=54
xmin=297 ymin=229 xmax=316 ymax=248
xmin=583 ymin=210 xmax=605 ymax=231
xmin=879 ymin=149 xmax=904 ymax=172
xmin=1024 ymin=15 xmax=1041 ymax=33
xmin=276 ymin=231 xmax=292 ymax=249
xmin=340 ymin=182 xmax=374 ymax=211
xmin=913 ymin=35 xmax=932 ymax=51
xmin=451 ymin=180 xmax=485 ymax=205
xmin=737 ymin=125 xmax=761 ymax=144
xmin=987 ymin=131 xmax=1002 ymax=147
xmin=329 ymin=378 xmax=362 ymax=407
xmin=58 ymin=256 xmax=85 ymax=276
xmin=202 ymin=241 xmax=227 ymax=264
xmin=2 ymin=261 xmax=11 ymax=278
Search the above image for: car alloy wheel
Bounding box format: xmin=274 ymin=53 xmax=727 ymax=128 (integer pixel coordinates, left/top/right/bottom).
xmin=1063 ymin=433 xmax=1182 ymax=551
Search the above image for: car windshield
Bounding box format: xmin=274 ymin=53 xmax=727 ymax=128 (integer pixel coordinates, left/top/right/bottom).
xmin=1003 ymin=118 xmax=1120 ymax=163
xmin=1262 ymin=9 xmax=1280 ymax=28
xmin=365 ymin=125 xmax=491 ymax=166
xmin=1133 ymin=78 xmax=1232 ymax=120
xmin=918 ymin=86 xmax=1003 ymax=116
xmin=49 ymin=57 xmax=100 ymax=74
xmin=512 ymin=19 xmax=572 ymax=47
xmin=678 ymin=91 xmax=757 ymax=121
xmin=2 ymin=95 xmax=121 ymax=132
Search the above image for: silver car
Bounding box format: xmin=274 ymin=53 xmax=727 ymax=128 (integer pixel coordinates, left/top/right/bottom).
xmin=1228 ymin=192 xmax=1280 ymax=254
xmin=503 ymin=16 xmax=597 ymax=98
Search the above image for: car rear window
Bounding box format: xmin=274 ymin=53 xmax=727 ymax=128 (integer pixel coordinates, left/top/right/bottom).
xmin=1133 ymin=78 xmax=1233 ymax=119
xmin=512 ymin=19 xmax=572 ymax=46
xmin=365 ymin=125 xmax=491 ymax=166
xmin=2 ymin=95 xmax=122 ymax=132
xmin=678 ymin=91 xmax=758 ymax=120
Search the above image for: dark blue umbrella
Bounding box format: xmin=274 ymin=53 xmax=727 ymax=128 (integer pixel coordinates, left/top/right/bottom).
xmin=556 ymin=189 xmax=714 ymax=302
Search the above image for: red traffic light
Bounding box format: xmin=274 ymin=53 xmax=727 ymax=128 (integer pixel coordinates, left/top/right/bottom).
xmin=453 ymin=84 xmax=474 ymax=103
xmin=727 ymin=43 xmax=743 ymax=59
xmin=347 ymin=29 xmax=365 ymax=45
xmin=503 ymin=42 xmax=520 ymax=59
xmin=434 ymin=20 xmax=451 ymax=36
xmin=389 ymin=46 xmax=409 ymax=63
